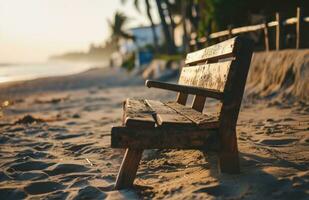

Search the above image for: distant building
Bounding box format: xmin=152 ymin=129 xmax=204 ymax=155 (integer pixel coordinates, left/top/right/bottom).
xmin=118 ymin=25 xmax=163 ymax=67
xmin=119 ymin=24 xmax=164 ymax=54
xmin=117 ymin=24 xmax=183 ymax=67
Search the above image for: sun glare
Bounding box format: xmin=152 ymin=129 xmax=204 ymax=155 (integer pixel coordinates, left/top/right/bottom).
xmin=0 ymin=0 xmax=156 ymax=63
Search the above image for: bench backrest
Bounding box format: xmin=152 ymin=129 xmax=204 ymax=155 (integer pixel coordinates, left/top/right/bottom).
xmin=177 ymin=36 xmax=254 ymax=129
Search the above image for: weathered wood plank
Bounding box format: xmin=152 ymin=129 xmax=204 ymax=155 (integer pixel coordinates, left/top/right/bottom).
xmin=276 ymin=12 xmax=281 ymax=50
xmin=124 ymin=99 xmax=156 ymax=128
xmin=296 ymin=7 xmax=302 ymax=49
xmin=114 ymin=148 xmax=143 ymax=189
xmin=185 ymin=37 xmax=236 ymax=65
xmin=191 ymin=95 xmax=206 ymax=112
xmin=176 ymin=92 xmax=188 ymax=105
xmin=111 ymin=126 xmax=219 ymax=150
xmin=146 ymin=80 xmax=223 ymax=100
xmin=145 ymin=100 xmax=193 ymax=127
xmin=165 ymin=102 xmax=219 ymax=129
xmin=218 ymin=37 xmax=254 ymax=173
xmin=178 ymin=61 xmax=232 ymax=92
xmin=111 ymin=36 xmax=254 ymax=180
xmin=263 ymin=23 xmax=269 ymax=51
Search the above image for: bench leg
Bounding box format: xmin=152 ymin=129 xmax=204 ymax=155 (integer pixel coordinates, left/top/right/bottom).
xmin=114 ymin=148 xmax=143 ymax=190
xmin=218 ymin=129 xmax=240 ymax=173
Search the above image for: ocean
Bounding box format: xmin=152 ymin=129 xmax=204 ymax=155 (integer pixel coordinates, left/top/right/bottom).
xmin=0 ymin=61 xmax=107 ymax=84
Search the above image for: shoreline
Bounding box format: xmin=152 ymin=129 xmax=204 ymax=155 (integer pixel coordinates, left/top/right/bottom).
xmin=0 ymin=50 xmax=308 ymax=199
xmin=0 ymin=66 xmax=144 ymax=102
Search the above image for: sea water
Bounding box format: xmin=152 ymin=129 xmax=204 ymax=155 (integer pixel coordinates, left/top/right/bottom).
xmin=0 ymin=61 xmax=106 ymax=83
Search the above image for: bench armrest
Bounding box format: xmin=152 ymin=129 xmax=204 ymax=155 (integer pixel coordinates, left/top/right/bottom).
xmin=145 ymin=80 xmax=223 ymax=100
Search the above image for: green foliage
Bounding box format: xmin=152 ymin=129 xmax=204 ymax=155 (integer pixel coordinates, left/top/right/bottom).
xmin=121 ymin=53 xmax=136 ymax=71
xmin=201 ymin=0 xmax=307 ymax=32
xmin=108 ymin=12 xmax=134 ymax=41
xmin=155 ymin=54 xmax=183 ymax=62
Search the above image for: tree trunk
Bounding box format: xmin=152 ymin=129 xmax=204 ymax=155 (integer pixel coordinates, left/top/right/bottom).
xmin=155 ymin=0 xmax=176 ymax=54
xmin=145 ymin=0 xmax=159 ymax=52
xmin=181 ymin=0 xmax=189 ymax=53
xmin=163 ymin=0 xmax=176 ymax=43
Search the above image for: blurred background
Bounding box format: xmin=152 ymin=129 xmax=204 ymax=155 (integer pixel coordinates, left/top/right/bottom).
xmin=1 ymin=0 xmax=308 ymax=83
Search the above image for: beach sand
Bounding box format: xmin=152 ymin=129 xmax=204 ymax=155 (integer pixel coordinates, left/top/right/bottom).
xmin=0 ymin=50 xmax=308 ymax=199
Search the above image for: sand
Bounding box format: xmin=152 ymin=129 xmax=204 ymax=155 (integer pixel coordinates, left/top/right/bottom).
xmin=246 ymin=49 xmax=309 ymax=102
xmin=0 ymin=50 xmax=308 ymax=199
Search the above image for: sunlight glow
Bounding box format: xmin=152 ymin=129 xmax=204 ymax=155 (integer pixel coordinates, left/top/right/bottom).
xmin=0 ymin=0 xmax=159 ymax=63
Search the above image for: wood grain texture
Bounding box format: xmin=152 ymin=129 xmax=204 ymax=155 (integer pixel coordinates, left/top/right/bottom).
xmin=124 ymin=99 xmax=156 ymax=128
xmin=146 ymin=80 xmax=223 ymax=100
xmin=185 ymin=37 xmax=236 ymax=65
xmin=263 ymin=23 xmax=269 ymax=51
xmin=178 ymin=61 xmax=232 ymax=92
xmin=276 ymin=12 xmax=281 ymax=50
xmin=296 ymin=7 xmax=301 ymax=49
xmin=191 ymin=95 xmax=206 ymax=112
xmin=176 ymin=92 xmax=188 ymax=105
xmin=218 ymin=36 xmax=254 ymax=173
xmin=111 ymin=126 xmax=219 ymax=150
xmin=145 ymin=100 xmax=193 ymax=127
xmin=165 ymin=102 xmax=219 ymax=129
xmin=114 ymin=148 xmax=143 ymax=189
xmin=111 ymin=36 xmax=254 ymax=178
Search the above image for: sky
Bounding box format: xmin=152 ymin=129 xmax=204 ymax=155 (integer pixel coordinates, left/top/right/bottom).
xmin=0 ymin=0 xmax=160 ymax=63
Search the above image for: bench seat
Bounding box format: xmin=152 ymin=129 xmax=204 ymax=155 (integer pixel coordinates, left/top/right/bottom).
xmin=111 ymin=98 xmax=220 ymax=150
xmin=111 ymin=37 xmax=254 ymax=189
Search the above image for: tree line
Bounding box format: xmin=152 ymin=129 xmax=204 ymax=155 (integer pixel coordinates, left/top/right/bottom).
xmin=109 ymin=0 xmax=308 ymax=55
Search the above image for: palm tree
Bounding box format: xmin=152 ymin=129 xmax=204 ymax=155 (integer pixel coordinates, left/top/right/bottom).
xmin=144 ymin=0 xmax=159 ymax=51
xmin=108 ymin=11 xmax=134 ymax=43
xmin=163 ymin=0 xmax=176 ymax=42
xmin=122 ymin=0 xmax=159 ymax=51
xmin=163 ymin=0 xmax=189 ymax=52
xmin=155 ymin=0 xmax=176 ymax=54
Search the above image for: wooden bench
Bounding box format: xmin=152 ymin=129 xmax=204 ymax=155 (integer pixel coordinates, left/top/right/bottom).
xmin=111 ymin=36 xmax=254 ymax=189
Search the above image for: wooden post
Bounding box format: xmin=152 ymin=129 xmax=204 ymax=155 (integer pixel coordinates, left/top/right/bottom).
xmin=263 ymin=22 xmax=270 ymax=51
xmin=181 ymin=1 xmax=189 ymax=53
xmin=296 ymin=7 xmax=301 ymax=49
xmin=276 ymin=12 xmax=281 ymax=50
xmin=191 ymin=95 xmax=206 ymax=112
xmin=176 ymin=93 xmax=188 ymax=105
xmin=218 ymin=37 xmax=254 ymax=174
xmin=189 ymin=33 xmax=197 ymax=51
xmin=228 ymin=25 xmax=233 ymax=39
xmin=114 ymin=148 xmax=143 ymax=189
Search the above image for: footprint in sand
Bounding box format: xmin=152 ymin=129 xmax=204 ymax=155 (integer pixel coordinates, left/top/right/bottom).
xmin=68 ymin=178 xmax=89 ymax=188
xmin=194 ymin=184 xmax=250 ymax=198
xmin=28 ymin=142 xmax=53 ymax=151
xmin=48 ymin=126 xmax=68 ymax=132
xmin=259 ymin=138 xmax=298 ymax=146
xmin=66 ymin=121 xmax=77 ymax=125
xmin=53 ymin=132 xmax=85 ymax=140
xmin=72 ymin=186 xmax=107 ymax=200
xmin=17 ymin=148 xmax=55 ymax=159
xmin=0 ymin=135 xmax=9 ymax=144
xmin=5 ymin=126 xmax=25 ymax=133
xmin=9 ymin=160 xmax=55 ymax=172
xmin=44 ymin=163 xmax=90 ymax=176
xmin=9 ymin=171 xmax=49 ymax=181
xmin=24 ymin=128 xmax=44 ymax=135
xmin=0 ymin=171 xmax=11 ymax=182
xmin=42 ymin=191 xmax=69 ymax=199
xmin=64 ymin=142 xmax=95 ymax=153
xmin=24 ymin=181 xmax=66 ymax=195
xmin=194 ymin=185 xmax=229 ymax=197
xmin=59 ymin=173 xmax=95 ymax=182
xmin=0 ymin=188 xmax=27 ymax=199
